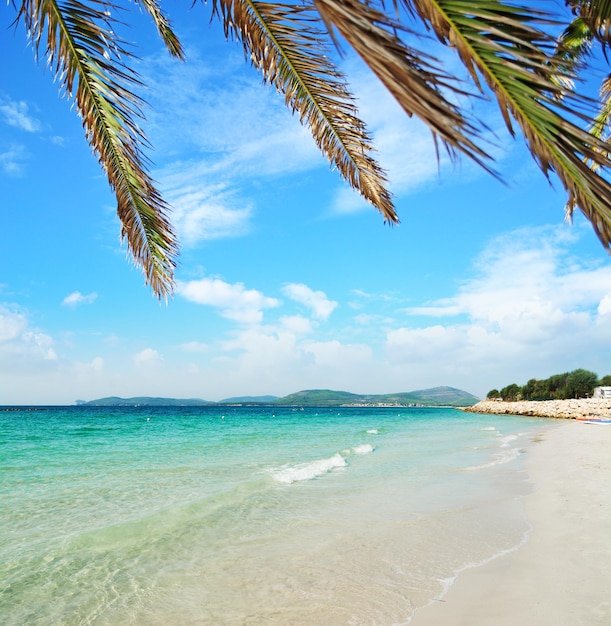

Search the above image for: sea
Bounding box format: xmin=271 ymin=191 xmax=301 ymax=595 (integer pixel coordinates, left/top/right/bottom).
xmin=0 ymin=405 xmax=550 ymax=625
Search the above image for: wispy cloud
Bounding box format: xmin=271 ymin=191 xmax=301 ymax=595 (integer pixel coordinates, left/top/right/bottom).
xmin=162 ymin=175 xmax=253 ymax=246
xmin=62 ymin=291 xmax=98 ymax=307
xmin=142 ymin=47 xmax=327 ymax=247
xmin=0 ymin=145 xmax=27 ymax=176
xmin=282 ymin=283 xmax=338 ymax=320
xmin=0 ymin=98 xmax=41 ymax=133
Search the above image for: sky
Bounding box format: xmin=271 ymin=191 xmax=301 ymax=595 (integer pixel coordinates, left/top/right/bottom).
xmin=2 ymin=4 xmax=611 ymax=405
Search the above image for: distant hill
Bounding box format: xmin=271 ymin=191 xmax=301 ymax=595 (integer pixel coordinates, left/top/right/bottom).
xmin=81 ymin=396 xmax=213 ymax=406
xmin=274 ymin=390 xmax=361 ymax=406
xmin=220 ymin=395 xmax=279 ymax=403
xmin=81 ymin=387 xmax=479 ymax=407
xmin=272 ymin=386 xmax=479 ymax=407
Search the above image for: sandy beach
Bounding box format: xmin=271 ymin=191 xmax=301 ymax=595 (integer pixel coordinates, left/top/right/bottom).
xmin=412 ymin=419 xmax=611 ymax=625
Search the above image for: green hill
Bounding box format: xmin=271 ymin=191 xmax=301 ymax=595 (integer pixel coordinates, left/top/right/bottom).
xmin=81 ymin=387 xmax=479 ymax=407
xmin=273 ymin=386 xmax=479 ymax=407
xmin=220 ymin=395 xmax=279 ymax=403
xmin=273 ymin=390 xmax=362 ymax=406
xmin=82 ymin=396 xmax=212 ymax=406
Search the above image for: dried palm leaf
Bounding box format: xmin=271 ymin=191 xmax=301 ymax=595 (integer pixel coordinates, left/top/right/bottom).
xmin=16 ymin=0 xmax=181 ymax=299
xmin=211 ymin=0 xmax=398 ymax=223
xmin=136 ymin=0 xmax=185 ymax=58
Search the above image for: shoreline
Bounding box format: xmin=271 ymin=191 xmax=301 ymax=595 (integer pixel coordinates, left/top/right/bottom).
xmin=465 ymin=397 xmax=611 ymax=419
xmin=411 ymin=419 xmax=611 ymax=625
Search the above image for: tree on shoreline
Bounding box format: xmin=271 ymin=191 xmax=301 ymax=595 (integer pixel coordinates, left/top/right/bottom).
xmin=10 ymin=0 xmax=611 ymax=297
xmin=488 ymin=368 xmax=604 ymax=400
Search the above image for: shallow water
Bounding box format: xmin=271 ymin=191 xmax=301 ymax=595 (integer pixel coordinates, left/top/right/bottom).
xmin=0 ymin=406 xmax=547 ymax=625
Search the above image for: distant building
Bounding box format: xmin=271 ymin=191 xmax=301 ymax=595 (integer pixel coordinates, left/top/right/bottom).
xmin=593 ymin=386 xmax=611 ymax=399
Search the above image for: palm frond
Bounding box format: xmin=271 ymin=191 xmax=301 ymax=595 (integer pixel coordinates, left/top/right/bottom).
xmin=399 ymin=0 xmax=611 ymax=249
xmin=566 ymin=0 xmax=611 ymax=44
xmin=312 ymin=0 xmax=495 ymax=174
xmin=593 ymin=74 xmax=611 ymax=140
xmin=135 ymin=0 xmax=185 ymax=59
xmin=211 ymin=0 xmax=398 ymax=222
xmin=16 ymin=0 xmax=178 ymax=299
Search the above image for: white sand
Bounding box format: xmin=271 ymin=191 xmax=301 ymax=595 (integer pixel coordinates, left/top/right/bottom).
xmin=412 ymin=420 xmax=611 ymax=626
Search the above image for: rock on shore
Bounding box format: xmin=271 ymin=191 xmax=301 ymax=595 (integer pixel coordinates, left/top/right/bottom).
xmin=465 ymin=398 xmax=611 ymax=419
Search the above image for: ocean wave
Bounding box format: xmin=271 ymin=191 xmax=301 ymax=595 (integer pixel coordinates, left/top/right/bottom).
xmin=351 ymin=444 xmax=375 ymax=455
xmin=272 ymin=443 xmax=375 ymax=484
xmin=366 ymin=429 xmax=379 ymax=435
xmin=272 ymin=453 xmax=347 ymax=484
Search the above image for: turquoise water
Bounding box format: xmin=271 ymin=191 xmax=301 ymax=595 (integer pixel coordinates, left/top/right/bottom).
xmin=1 ymin=406 xmax=547 ymax=625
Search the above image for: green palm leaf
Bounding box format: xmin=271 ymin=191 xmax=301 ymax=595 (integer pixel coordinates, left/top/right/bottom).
xmin=211 ymin=0 xmax=398 ymax=223
xmin=16 ymin=0 xmax=180 ymax=299
xmin=397 ymin=0 xmax=611 ymax=248
xmin=312 ymin=0 xmax=494 ymax=174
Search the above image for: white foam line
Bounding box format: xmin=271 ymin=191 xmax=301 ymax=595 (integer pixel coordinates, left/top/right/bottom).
xmin=272 ymin=443 xmax=375 ymax=484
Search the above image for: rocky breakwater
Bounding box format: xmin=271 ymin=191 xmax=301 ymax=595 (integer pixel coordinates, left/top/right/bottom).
xmin=465 ymin=398 xmax=611 ymax=420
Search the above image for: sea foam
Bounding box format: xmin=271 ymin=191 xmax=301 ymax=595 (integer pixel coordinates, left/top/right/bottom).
xmin=351 ymin=444 xmax=375 ymax=455
xmin=272 ymin=453 xmax=347 ymax=484
xmin=272 ymin=443 xmax=375 ymax=484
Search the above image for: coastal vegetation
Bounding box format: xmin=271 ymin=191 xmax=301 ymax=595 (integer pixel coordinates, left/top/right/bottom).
xmin=11 ymin=1 xmax=611 ymax=296
xmin=486 ymin=368 xmax=607 ymax=401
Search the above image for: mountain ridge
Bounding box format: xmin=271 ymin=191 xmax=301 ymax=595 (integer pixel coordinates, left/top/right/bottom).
xmin=80 ymin=386 xmax=479 ymax=407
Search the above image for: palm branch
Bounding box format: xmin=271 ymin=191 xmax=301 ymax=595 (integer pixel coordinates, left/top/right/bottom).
xmin=552 ymin=1 xmax=611 ymax=213
xmin=15 ymin=0 xmax=183 ymax=299
xmin=210 ymin=0 xmax=398 ymax=223
xmin=312 ymin=0 xmax=494 ymax=173
xmin=309 ymin=0 xmax=611 ymax=248
xmin=394 ymin=0 xmax=611 ymax=248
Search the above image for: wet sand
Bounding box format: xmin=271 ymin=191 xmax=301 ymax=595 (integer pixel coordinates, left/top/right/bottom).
xmin=412 ymin=419 xmax=611 ymax=626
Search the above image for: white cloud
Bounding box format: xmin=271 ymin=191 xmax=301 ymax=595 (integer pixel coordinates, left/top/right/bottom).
xmin=134 ymin=348 xmax=162 ymax=365
xmin=0 ymin=308 xmax=27 ymax=342
xmin=177 ymin=277 xmax=280 ymax=324
xmin=598 ymin=293 xmax=611 ymax=316
xmin=279 ymin=315 xmax=313 ymax=335
xmin=383 ymin=226 xmax=611 ymax=390
xmin=0 ymin=145 xmax=27 ymax=176
xmin=0 ymin=306 xmax=57 ymax=365
xmin=282 ymin=283 xmax=338 ymax=320
xmin=161 ymin=177 xmax=252 ymax=246
xmin=143 ymin=48 xmax=323 ymax=247
xmin=0 ymin=99 xmax=41 ymax=132
xmin=62 ymin=291 xmax=98 ymax=306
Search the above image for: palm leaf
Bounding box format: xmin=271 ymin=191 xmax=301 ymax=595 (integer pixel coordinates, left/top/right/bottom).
xmin=210 ymin=0 xmax=398 ymax=223
xmin=398 ymin=0 xmax=611 ymax=249
xmin=312 ymin=0 xmax=494 ymax=174
xmin=136 ymin=0 xmax=185 ymax=59
xmin=16 ymin=0 xmax=179 ymax=298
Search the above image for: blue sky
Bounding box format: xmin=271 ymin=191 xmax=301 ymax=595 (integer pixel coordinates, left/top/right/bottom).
xmin=2 ymin=4 xmax=611 ymax=404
